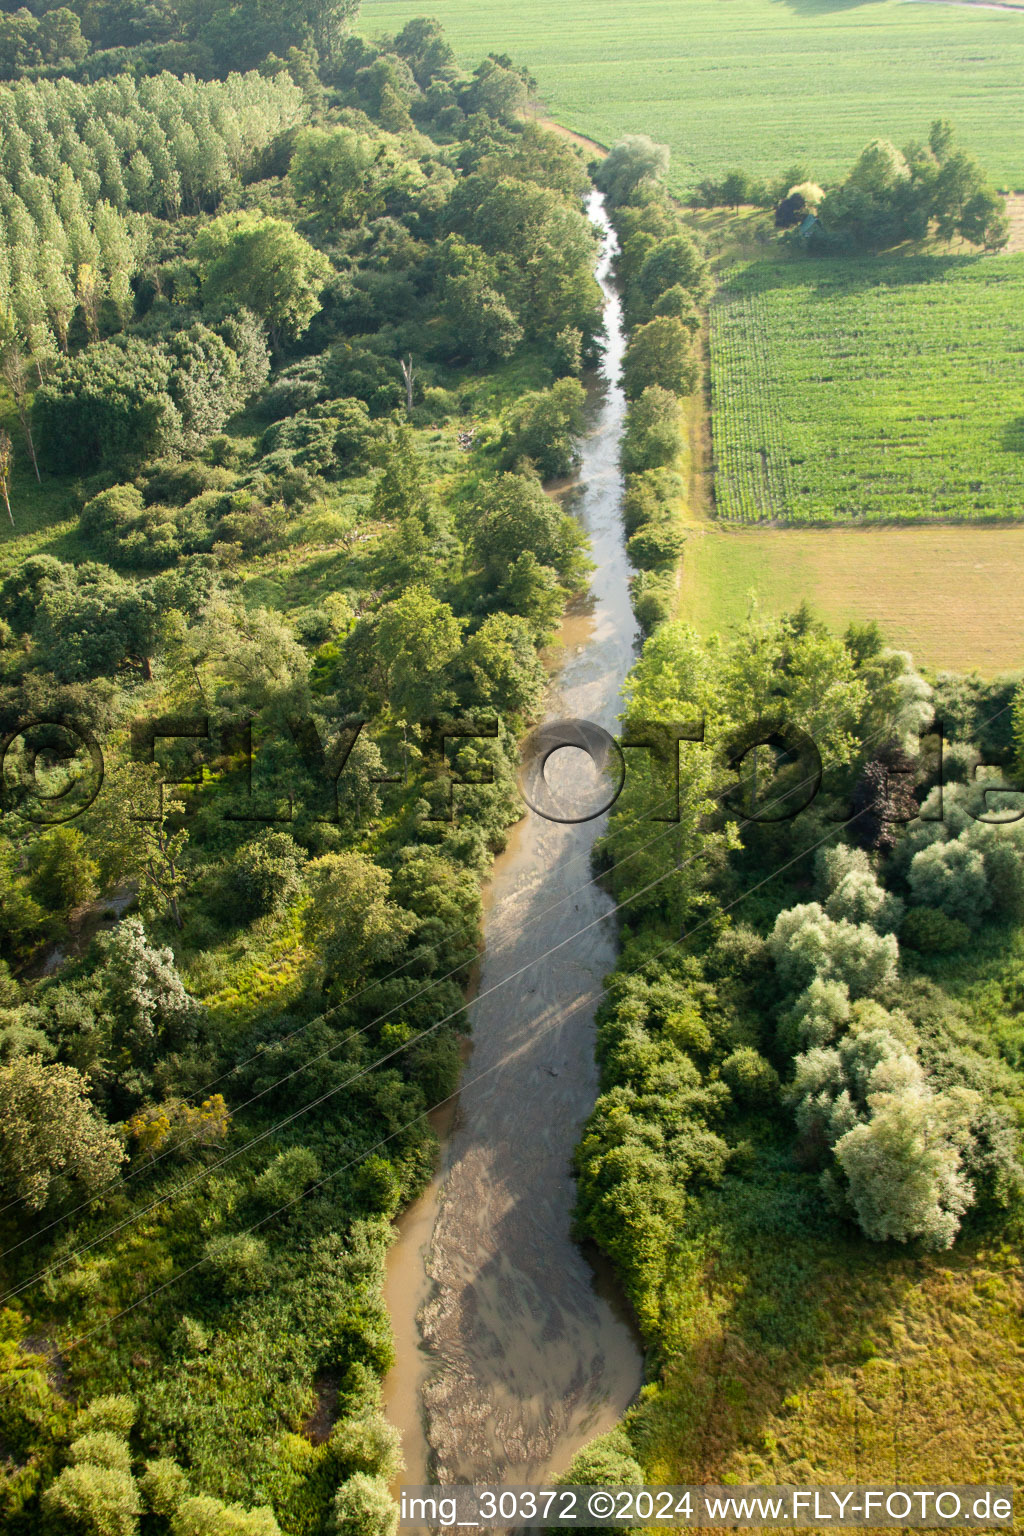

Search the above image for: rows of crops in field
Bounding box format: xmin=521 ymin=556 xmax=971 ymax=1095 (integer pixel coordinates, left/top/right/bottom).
xmin=709 ymin=289 xmax=796 ymax=522
xmin=708 ymin=255 xmax=1024 ymax=524
xmin=364 ymin=0 xmax=1024 ymax=194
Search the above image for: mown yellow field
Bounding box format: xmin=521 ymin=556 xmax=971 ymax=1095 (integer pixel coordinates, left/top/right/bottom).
xmin=678 ymin=525 xmax=1024 ymax=675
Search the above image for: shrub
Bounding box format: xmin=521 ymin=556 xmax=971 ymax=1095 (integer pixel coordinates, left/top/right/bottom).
xmin=80 ymin=484 xmax=191 ymax=569
xmin=498 ymin=378 xmax=586 ymax=480
xmin=769 ymin=903 xmax=899 ymax=1000
xmin=626 ymin=522 xmax=685 ymax=570
xmin=34 ymin=337 xmax=180 ymax=475
xmin=202 ymin=1233 xmax=270 ymax=1294
xmin=900 ymin=906 xmax=970 ymax=953
xmin=330 ymin=1473 xmax=397 ymax=1536
xmin=834 ymin=1083 xmax=974 ymax=1249
xmin=721 ymin=1046 xmax=780 ymax=1106
xmin=228 ymin=831 xmax=308 ymax=921
xmin=824 ymin=869 xmax=904 ymax=935
xmin=252 ymin=1146 xmax=321 ymax=1208
xmin=139 ymin=1458 xmax=189 ymax=1517
xmin=629 ymin=570 xmax=673 ymax=634
xmin=42 ymin=1462 xmax=142 ymax=1536
xmin=74 ymin=1398 xmax=134 ymax=1439
xmin=69 ymin=1431 xmax=132 ymax=1475
xmin=171 ymin=1493 xmax=283 ymax=1535
xmin=260 ymin=400 xmax=375 ymax=480
xmin=329 ymin=1413 xmax=403 ymax=1482
xmin=908 ymin=839 xmax=990 ymax=927
xmin=563 ymin=1428 xmax=644 ymax=1486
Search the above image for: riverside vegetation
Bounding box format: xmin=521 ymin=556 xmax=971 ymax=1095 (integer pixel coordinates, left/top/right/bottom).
xmin=1 ymin=3 xmax=1023 ymax=1528
xmin=0 ymin=12 xmax=622 ymax=1534
xmin=554 ymin=141 xmax=1024 ymax=1500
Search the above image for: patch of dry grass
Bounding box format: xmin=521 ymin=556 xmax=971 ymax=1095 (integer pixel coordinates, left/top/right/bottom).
xmin=638 ymin=1223 xmax=1024 ymax=1525
xmin=677 ymin=525 xmax=1024 ymax=675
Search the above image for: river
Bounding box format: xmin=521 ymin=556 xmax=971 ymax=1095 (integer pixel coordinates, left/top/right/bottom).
xmin=382 ymin=189 xmax=644 ymax=1496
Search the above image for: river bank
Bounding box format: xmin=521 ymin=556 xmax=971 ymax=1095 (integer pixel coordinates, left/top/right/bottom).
xmin=382 ymin=190 xmax=645 ymax=1493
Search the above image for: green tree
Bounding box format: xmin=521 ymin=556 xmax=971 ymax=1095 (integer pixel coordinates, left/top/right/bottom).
xmin=459 ymin=612 xmax=546 ymax=716
xmin=330 ymin=1473 xmax=397 ymax=1536
xmin=594 ymin=135 xmax=670 ymax=208
xmin=460 ymin=55 xmax=530 ymax=124
xmin=95 ymin=917 xmax=200 ymax=1072
xmin=438 ymin=270 xmax=522 ymax=366
xmin=42 ymin=1462 xmax=141 ymax=1536
xmin=621 ymin=317 xmax=698 ymax=401
xmin=0 ymin=1053 xmax=124 ymax=1212
xmin=391 ymin=17 xmax=458 ymax=88
xmin=290 ymin=128 xmax=415 ymax=231
xmin=193 ymin=213 xmax=333 ymax=348
xmin=89 ymin=766 xmax=190 ymax=930
xmin=33 ymin=337 xmax=181 ymax=474
xmin=229 ymin=831 xmax=307 ymax=921
xmin=637 ymin=234 xmax=708 ymax=307
xmin=26 ymin=826 xmax=99 ymax=917
xmin=303 ymin=852 xmax=416 ymax=988
xmin=166 ymin=323 xmax=246 ymax=449
xmin=621 ymin=385 xmax=682 ymax=474
xmin=369 ymin=586 xmax=466 ymax=719
xmin=465 ymin=473 xmax=589 ymax=589
xmin=499 ymin=377 xmax=586 ymax=479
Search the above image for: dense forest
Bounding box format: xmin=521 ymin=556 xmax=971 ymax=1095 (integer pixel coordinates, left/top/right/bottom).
xmin=0 ymin=8 xmax=630 ymax=1533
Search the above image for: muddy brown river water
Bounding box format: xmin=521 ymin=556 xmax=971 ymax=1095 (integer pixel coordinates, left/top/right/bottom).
xmin=382 ymin=191 xmax=645 ymax=1494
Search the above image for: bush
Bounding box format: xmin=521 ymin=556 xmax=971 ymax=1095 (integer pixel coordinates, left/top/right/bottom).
xmin=908 ymin=839 xmax=990 ymax=927
xmin=34 ymin=337 xmax=181 ymax=475
xmin=721 ymin=1046 xmax=780 ymax=1106
xmin=626 ymin=522 xmax=685 ymax=570
xmin=171 ymin=1494 xmax=283 ymax=1535
xmin=260 ymin=400 xmax=376 ymax=480
xmin=563 ymin=1432 xmax=644 ymax=1484
xmin=498 ymin=378 xmax=586 ymax=480
xmin=620 ymin=385 xmax=682 ymax=474
xmin=824 ymin=868 xmax=904 ymax=935
xmin=252 ymin=1146 xmax=321 ymax=1208
xmin=900 ymin=906 xmax=970 ymax=953
xmin=68 ymin=1431 xmax=132 ymax=1475
xmin=329 ymin=1413 xmax=403 ymax=1482
xmin=629 ymin=570 xmax=673 ymax=634
xmin=330 ymin=1473 xmax=397 ymax=1536
xmin=769 ymin=903 xmax=899 ymax=1000
xmin=228 ymin=831 xmax=308 ymax=921
xmin=834 ymin=1084 xmax=974 ymax=1249
xmin=202 ymin=1233 xmax=270 ymax=1294
xmin=139 ymin=1458 xmax=189 ymax=1517
xmin=42 ymin=1462 xmax=142 ymax=1536
xmin=80 ymin=484 xmax=193 ymax=569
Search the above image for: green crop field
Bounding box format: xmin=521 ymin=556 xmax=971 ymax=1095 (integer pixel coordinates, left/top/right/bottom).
xmin=362 ymin=0 xmax=1024 ymax=194
xmin=709 ymin=254 xmax=1024 ymax=524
